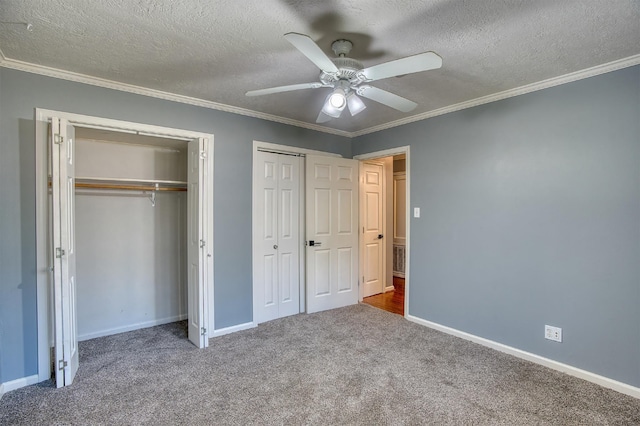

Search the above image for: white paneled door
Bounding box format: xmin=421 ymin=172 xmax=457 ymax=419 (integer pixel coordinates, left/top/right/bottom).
xmin=306 ymin=155 xmax=359 ymax=314
xmin=253 ymin=151 xmax=301 ymax=324
xmin=361 ymin=162 xmax=385 ymax=298
xmin=51 ymin=118 xmax=79 ymax=387
xmin=187 ymin=137 xmax=211 ymax=348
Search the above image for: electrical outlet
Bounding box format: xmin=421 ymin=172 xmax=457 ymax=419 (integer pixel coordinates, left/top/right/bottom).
xmin=545 ymin=325 xmax=562 ymax=342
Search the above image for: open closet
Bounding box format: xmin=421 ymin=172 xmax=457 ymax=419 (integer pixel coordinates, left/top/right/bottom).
xmin=36 ymin=111 xmax=213 ymax=388
xmin=73 ymin=127 xmax=189 ymax=342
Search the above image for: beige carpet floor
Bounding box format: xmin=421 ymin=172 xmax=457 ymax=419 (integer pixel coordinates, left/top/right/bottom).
xmin=1 ymin=304 xmax=639 ymax=425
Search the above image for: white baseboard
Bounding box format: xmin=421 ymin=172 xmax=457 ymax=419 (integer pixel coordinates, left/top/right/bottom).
xmin=211 ymin=321 xmax=256 ymax=338
xmin=78 ymin=314 xmax=188 ymax=341
xmin=406 ymin=314 xmax=640 ymax=399
xmin=1 ymin=374 xmax=40 ymax=396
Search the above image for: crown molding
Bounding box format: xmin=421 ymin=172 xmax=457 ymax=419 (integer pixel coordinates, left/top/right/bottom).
xmin=1 ymin=53 xmax=639 ymax=139
xmin=351 ymin=54 xmax=640 ymax=137
xmin=0 ymin=55 xmax=352 ymax=138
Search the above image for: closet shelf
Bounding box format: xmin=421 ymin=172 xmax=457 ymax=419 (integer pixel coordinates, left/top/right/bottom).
xmin=49 ymin=177 xmax=187 ymax=192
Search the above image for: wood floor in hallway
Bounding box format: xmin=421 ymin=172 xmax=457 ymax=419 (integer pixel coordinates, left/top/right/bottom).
xmin=362 ymin=277 xmax=404 ymax=315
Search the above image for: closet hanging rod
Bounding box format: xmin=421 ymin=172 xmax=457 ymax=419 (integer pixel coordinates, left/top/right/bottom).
xmin=75 ymin=176 xmax=187 ymax=185
xmin=48 ymin=181 xmax=186 ymax=192
xmin=75 ymin=182 xmax=186 ymax=192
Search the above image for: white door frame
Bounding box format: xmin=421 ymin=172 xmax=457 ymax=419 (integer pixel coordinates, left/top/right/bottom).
xmin=251 ymin=141 xmax=341 ymax=322
xmin=354 ymin=146 xmax=410 ymax=317
xmin=35 ymin=108 xmax=215 ymax=382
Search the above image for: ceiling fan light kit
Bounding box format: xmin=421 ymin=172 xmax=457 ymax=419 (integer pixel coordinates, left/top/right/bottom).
xmin=347 ymin=92 xmax=367 ymax=116
xmin=328 ymin=87 xmax=347 ymax=109
xmin=322 ymin=92 xmax=346 ymax=118
xmin=246 ymin=32 xmax=442 ymax=124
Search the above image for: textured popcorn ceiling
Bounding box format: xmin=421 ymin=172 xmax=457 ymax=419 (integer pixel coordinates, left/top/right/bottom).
xmin=1 ymin=0 xmax=639 ymax=133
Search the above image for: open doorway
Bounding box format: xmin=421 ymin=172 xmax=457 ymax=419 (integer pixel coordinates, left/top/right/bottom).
xmin=356 ymin=148 xmax=409 ymax=317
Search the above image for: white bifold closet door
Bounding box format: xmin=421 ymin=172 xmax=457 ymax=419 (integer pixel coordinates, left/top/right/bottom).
xmin=51 ymin=117 xmax=79 ymax=387
xmin=187 ymin=137 xmax=212 ymax=348
xmin=253 ymin=151 xmax=301 ymax=324
xmin=305 ymin=155 xmax=359 ymax=314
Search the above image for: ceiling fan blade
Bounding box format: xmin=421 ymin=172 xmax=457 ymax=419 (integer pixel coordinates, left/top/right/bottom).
xmin=357 ymin=86 xmax=417 ymax=112
xmin=284 ymin=32 xmax=339 ymax=74
xmin=246 ymin=82 xmax=322 ymax=97
xmin=362 ymin=51 xmax=442 ymax=81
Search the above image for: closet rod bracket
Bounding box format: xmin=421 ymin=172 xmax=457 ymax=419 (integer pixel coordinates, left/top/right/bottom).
xmin=147 ymin=183 xmax=159 ymax=207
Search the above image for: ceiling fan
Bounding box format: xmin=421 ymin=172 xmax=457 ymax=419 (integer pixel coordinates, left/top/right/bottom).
xmin=246 ymin=33 xmax=442 ymax=123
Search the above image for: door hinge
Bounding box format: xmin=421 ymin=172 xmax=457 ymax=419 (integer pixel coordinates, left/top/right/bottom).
xmin=54 ymin=134 xmax=64 ymax=144
xmin=200 ymin=239 xmax=206 ymax=248
xmin=58 ymin=359 xmax=68 ymax=370
xmin=55 ymin=247 xmax=65 ymax=258
xmin=201 ymin=327 xmax=207 ymax=336
xmin=199 ymin=151 xmax=207 ymax=160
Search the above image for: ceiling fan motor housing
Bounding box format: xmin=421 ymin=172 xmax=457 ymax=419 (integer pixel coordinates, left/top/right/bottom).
xmin=320 ymin=56 xmax=366 ymax=87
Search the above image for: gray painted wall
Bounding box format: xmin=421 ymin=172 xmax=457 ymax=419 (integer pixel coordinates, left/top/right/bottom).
xmin=353 ymin=66 xmax=640 ymax=387
xmin=0 ymin=68 xmax=350 ymax=383
xmin=1 ymin=64 xmax=638 ymax=389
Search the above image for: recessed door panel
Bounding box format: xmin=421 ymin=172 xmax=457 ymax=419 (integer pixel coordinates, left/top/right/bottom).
xmin=315 ymin=164 xmax=331 ymax=180
xmin=315 ymin=189 xmax=331 ymax=235
xmin=314 ymin=249 xmax=331 ymax=296
xmin=264 ymin=254 xmax=276 ymax=306
xmin=280 ymin=189 xmax=292 ymax=239
xmin=366 ymin=192 xmax=380 ymax=231
xmin=280 ymin=252 xmax=292 ymax=303
xmin=337 ymin=189 xmax=353 ymax=235
xmin=337 ymin=247 xmax=353 ymax=293
xmin=264 ymin=188 xmax=276 ymax=240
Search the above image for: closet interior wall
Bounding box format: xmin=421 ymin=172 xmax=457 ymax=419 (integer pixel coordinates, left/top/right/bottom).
xmin=74 ymin=128 xmax=188 ymax=341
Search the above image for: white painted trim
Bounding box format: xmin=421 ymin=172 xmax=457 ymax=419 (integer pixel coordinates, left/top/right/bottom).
xmin=3 ymin=52 xmax=638 ymax=138
xmin=36 ymin=109 xmax=215 ymax=384
xmin=78 ymin=314 xmax=188 ymax=341
xmin=354 ymin=146 xmax=409 ymax=161
xmin=406 ymin=315 xmax=640 ymax=399
xmin=354 ymin=146 xmax=411 ymax=318
xmin=2 ymin=375 xmax=40 ymax=394
xmin=36 ymin=109 xmax=213 ymax=140
xmin=0 ymin=57 xmax=351 ymax=137
xmin=254 ymin=140 xmax=342 ymax=158
xmin=211 ymin=322 xmax=257 ymax=338
xmin=0 ymin=383 xmax=4 ymax=400
xmin=351 ymin=54 xmax=640 ymax=137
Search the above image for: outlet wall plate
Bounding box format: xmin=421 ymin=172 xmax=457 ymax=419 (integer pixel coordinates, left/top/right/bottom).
xmin=545 ymin=325 xmax=562 ymax=342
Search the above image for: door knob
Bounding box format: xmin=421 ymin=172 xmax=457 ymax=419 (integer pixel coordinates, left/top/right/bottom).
xmin=273 ymin=244 xmax=278 ymax=249
xmin=378 ymin=234 xmax=383 ymax=239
